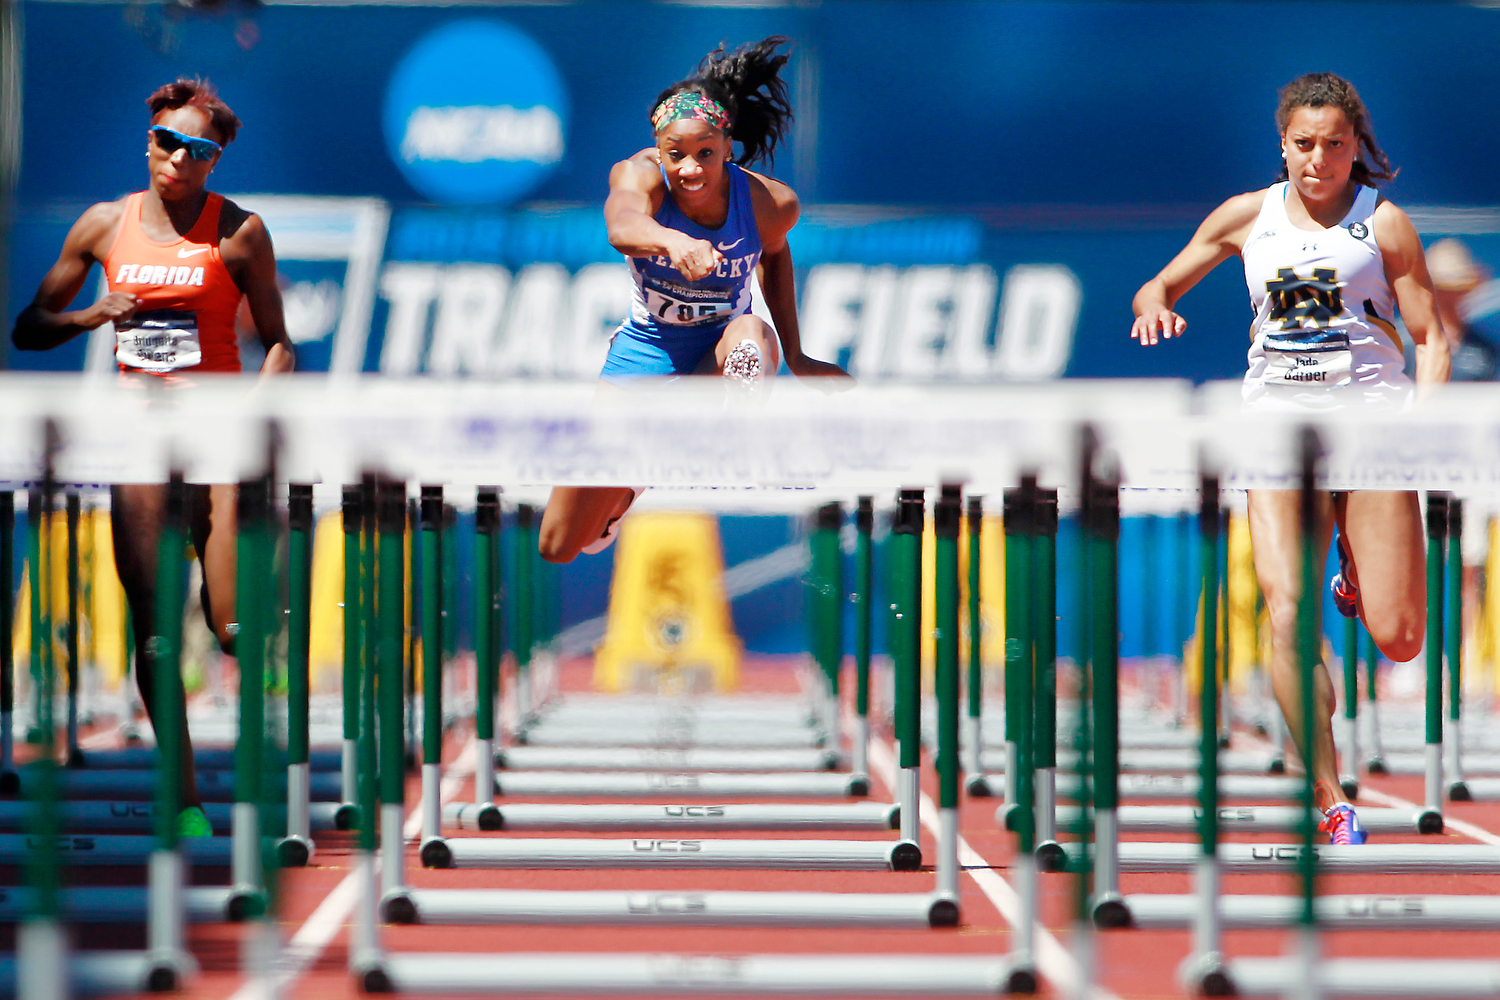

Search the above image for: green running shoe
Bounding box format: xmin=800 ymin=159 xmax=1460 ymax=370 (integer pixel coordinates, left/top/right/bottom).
xmin=176 ymin=806 xmax=212 ymax=838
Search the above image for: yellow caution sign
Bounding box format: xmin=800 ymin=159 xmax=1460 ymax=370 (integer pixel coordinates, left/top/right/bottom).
xmin=11 ymin=508 xmax=129 ymax=685
xmin=307 ymin=510 xmax=346 ymax=693
xmin=594 ymin=512 xmax=741 ymax=693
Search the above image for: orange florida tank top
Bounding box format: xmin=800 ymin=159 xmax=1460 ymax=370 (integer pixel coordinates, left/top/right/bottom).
xmin=103 ymin=191 xmax=244 ymax=374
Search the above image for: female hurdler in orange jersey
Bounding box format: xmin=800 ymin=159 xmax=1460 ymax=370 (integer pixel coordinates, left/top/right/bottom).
xmin=12 ymin=77 xmax=294 ymax=836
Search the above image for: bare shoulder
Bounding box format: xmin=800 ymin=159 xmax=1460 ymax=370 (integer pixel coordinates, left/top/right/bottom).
xmin=71 ymin=198 xmax=129 ymax=256
xmin=217 ymin=197 xmax=273 ymax=256
xmin=742 ymin=167 xmax=799 ymax=230
xmin=610 ymin=149 xmax=667 ymax=192
xmin=1201 ymin=189 xmax=1266 ymax=242
xmin=1371 ymin=197 xmax=1418 ymax=242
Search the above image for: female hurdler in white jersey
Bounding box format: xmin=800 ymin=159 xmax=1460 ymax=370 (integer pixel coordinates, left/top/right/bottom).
xmin=1130 ymin=73 xmax=1450 ymax=843
xmin=538 ymin=37 xmax=851 ymax=564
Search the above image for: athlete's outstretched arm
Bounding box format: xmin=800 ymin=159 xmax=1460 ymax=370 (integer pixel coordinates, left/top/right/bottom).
xmin=749 ymin=173 xmax=851 ymax=386
xmin=1374 ymin=201 xmax=1450 ymax=387
xmin=603 ymin=153 xmax=722 ymax=281
xmin=1131 ymin=191 xmax=1263 ymax=346
xmin=12 ymin=202 xmax=135 ymax=351
xmin=223 ymin=209 xmax=294 ymax=376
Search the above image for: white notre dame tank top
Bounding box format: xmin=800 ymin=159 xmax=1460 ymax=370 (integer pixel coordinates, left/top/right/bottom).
xmin=1241 ymin=182 xmax=1409 ymax=411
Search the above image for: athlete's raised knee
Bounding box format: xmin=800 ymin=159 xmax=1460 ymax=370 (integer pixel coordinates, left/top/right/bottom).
xmin=537 ymin=527 xmax=580 ymax=565
xmin=1370 ymin=619 xmax=1423 ymax=664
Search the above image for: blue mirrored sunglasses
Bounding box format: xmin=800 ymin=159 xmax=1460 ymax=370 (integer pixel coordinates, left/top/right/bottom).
xmin=151 ymin=125 xmax=222 ymax=162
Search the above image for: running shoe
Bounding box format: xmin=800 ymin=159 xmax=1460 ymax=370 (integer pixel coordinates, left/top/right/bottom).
xmin=1330 ymin=532 xmax=1359 ymax=619
xmin=176 ymin=805 xmax=212 ymax=838
xmin=722 ymin=338 xmax=764 ymax=391
xmin=1314 ymin=780 xmax=1368 ymax=845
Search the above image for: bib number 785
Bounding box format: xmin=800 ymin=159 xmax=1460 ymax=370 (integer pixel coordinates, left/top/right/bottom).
xmin=658 ymin=300 xmax=721 ymax=323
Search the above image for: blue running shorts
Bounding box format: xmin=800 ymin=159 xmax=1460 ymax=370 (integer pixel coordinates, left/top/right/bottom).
xmin=599 ymin=320 xmax=726 ymax=384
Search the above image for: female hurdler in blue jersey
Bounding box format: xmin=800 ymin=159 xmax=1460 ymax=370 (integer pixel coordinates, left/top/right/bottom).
xmin=1131 ymin=74 xmax=1450 ymax=844
xmin=539 ymin=37 xmax=850 ymax=564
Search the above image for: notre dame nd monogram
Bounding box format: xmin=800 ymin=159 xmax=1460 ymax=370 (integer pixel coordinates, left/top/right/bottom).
xmin=1265 ymin=266 xmax=1343 ymax=330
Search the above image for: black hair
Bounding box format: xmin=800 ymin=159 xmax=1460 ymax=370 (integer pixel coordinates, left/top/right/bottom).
xmin=652 ymin=36 xmax=793 ymax=167
xmin=1275 ymin=72 xmax=1396 ymax=187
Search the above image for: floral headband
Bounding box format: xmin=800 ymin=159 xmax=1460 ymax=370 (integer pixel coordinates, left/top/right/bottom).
xmin=651 ymin=92 xmax=732 ymax=133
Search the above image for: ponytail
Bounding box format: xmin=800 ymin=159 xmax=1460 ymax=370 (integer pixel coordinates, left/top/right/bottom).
xmin=651 ymin=36 xmax=794 ymax=167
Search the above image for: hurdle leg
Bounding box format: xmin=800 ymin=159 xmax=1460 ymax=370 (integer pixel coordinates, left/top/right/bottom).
xmin=962 ymin=496 xmax=986 ymax=795
xmin=22 ymin=448 xmax=67 ymax=1000
xmin=933 ymin=486 xmax=962 ymax=904
xmin=1421 ymin=494 xmax=1446 ymax=831
xmin=473 ymin=489 xmax=502 ymax=812
xmin=1294 ymin=428 xmax=1323 ymax=1000
xmin=378 ymin=481 xmax=409 ymax=900
xmin=1 ymin=490 xmax=15 ymax=790
xmin=1068 ymin=462 xmax=1095 ymax=1000
xmin=892 ymin=490 xmax=923 ymax=851
xmin=1364 ymin=625 xmax=1385 ymax=771
xmin=851 ymin=497 xmax=873 ymax=783
xmin=350 ymin=476 xmax=386 ymax=984
xmin=337 ymin=485 xmax=363 ymax=830
xmin=809 ymin=503 xmax=843 ymax=747
xmin=280 ymin=484 xmax=315 ymax=867
xmin=146 ymin=474 xmax=194 ymax=988
xmin=1178 ymin=471 xmax=1231 ymax=994
xmin=514 ymin=504 xmax=534 ymax=717
xmin=419 ymin=486 xmax=444 ymax=848
xmin=1447 ymin=498 xmax=1468 ymax=801
xmin=1172 ymin=510 xmax=1191 ymax=727
xmin=1087 ymin=474 xmax=1125 ymax=925
xmin=230 ymin=474 xmax=271 ymax=917
xmin=1005 ymin=476 xmax=1039 ymax=986
xmin=1033 ymin=491 xmax=1060 ymax=866
xmin=404 ymin=497 xmax=419 ymax=770
xmin=63 ymin=492 xmax=81 ymax=768
xmin=1000 ymin=489 xmax=1027 ymax=828
xmin=1339 ymin=614 xmax=1360 ymax=799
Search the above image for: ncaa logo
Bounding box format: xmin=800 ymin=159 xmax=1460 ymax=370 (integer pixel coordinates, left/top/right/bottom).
xmin=384 ymin=20 xmax=569 ymax=205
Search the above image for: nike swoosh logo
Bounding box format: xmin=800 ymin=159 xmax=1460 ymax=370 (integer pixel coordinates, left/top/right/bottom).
xmin=177 ymin=246 xmax=209 ymax=258
xmin=716 ymin=238 xmax=745 ymax=252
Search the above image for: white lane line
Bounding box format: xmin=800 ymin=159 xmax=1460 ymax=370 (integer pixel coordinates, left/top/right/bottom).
xmin=867 ymin=739 xmax=1120 ymax=1000
xmin=227 ymin=735 xmax=478 ymax=1000
xmin=1354 ymin=785 xmax=1500 ymax=846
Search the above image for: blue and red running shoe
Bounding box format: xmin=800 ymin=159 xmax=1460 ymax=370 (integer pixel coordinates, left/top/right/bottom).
xmin=1330 ymin=532 xmax=1359 ymax=619
xmin=1315 ymin=780 xmax=1368 ymax=844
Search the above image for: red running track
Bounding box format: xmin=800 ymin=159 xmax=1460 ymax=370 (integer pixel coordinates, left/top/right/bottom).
xmin=86 ymin=656 xmax=1500 ymax=999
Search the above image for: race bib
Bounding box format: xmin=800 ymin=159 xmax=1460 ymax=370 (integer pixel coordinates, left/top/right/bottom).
xmin=115 ymin=309 xmax=202 ymax=373
xmin=1263 ymin=327 xmax=1352 ymax=388
xmin=642 ymin=279 xmax=734 ymax=327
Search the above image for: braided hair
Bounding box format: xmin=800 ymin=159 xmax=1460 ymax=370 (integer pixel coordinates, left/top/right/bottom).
xmin=1275 ymin=72 xmax=1397 ymax=186
xmin=652 ymin=36 xmax=794 ymax=167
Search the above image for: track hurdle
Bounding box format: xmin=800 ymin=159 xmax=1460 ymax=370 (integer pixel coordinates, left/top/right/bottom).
xmin=425 ymin=489 xmax=918 ymax=873
xmin=360 ymin=482 xmax=1034 ymax=994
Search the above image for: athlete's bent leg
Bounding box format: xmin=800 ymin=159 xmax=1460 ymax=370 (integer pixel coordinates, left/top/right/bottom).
xmin=1247 ymin=489 xmax=1347 ymax=802
xmin=539 ymin=486 xmax=638 ymax=564
xmin=697 ymin=315 xmax=780 ymax=375
xmin=1336 ymin=491 xmax=1425 ymax=662
xmin=191 ymin=484 xmax=239 ymax=654
xmin=111 ymin=484 xmax=202 ymax=810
